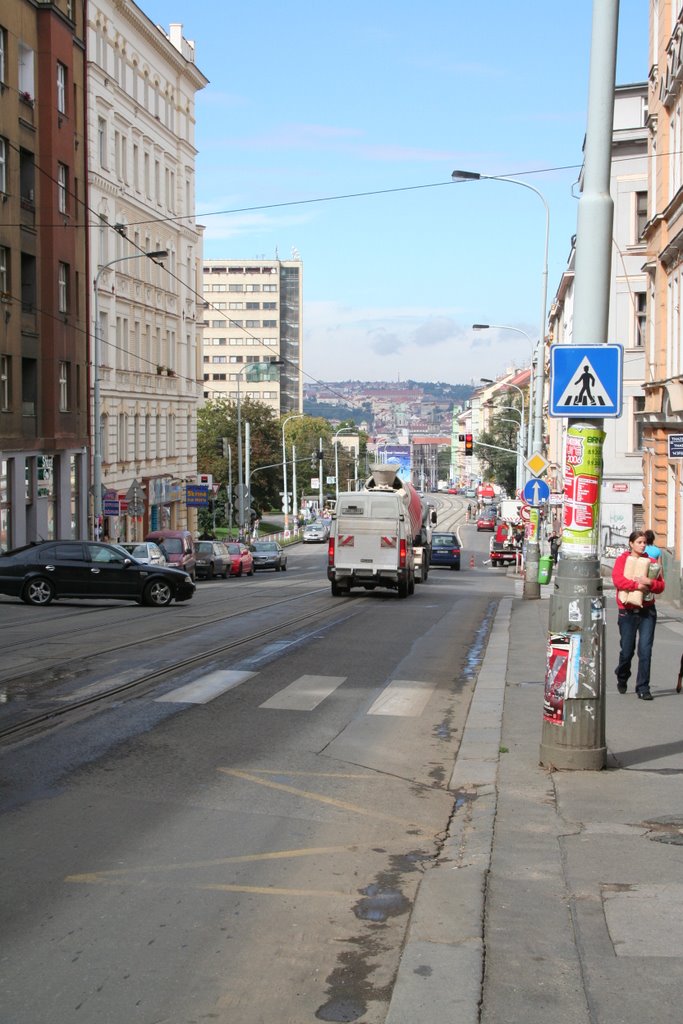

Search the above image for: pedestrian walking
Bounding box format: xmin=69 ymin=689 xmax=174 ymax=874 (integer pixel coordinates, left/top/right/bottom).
xmin=612 ymin=529 xmax=665 ymax=701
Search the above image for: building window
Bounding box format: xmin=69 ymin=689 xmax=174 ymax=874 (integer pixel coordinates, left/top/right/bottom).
xmin=56 ymin=62 xmax=67 ymax=114
xmin=58 ymin=361 xmax=70 ymax=411
xmin=0 ymin=245 xmax=9 ymax=295
xmin=0 ymin=354 xmax=10 ymax=410
xmin=262 ymin=320 xmax=277 ymax=328
xmin=635 ymin=191 xmax=647 ymax=241
xmin=18 ymin=42 xmax=35 ymax=101
xmin=0 ymin=137 xmax=6 ymax=194
xmin=57 ymin=162 xmax=68 ymax=213
xmin=0 ymin=26 xmax=7 ymax=85
xmin=635 ymin=292 xmax=646 ymax=347
xmin=246 ymin=320 xmax=260 ymax=328
xmin=98 ymin=118 xmax=107 ymax=167
xmin=633 ymin=396 xmax=645 ymax=451
xmin=58 ymin=262 xmax=69 ymax=313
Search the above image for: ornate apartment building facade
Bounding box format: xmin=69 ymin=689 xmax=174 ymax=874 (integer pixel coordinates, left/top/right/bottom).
xmin=87 ymin=4 xmax=207 ymax=540
xmin=642 ymin=0 xmax=683 ymax=596
xmin=0 ymin=0 xmax=89 ymax=549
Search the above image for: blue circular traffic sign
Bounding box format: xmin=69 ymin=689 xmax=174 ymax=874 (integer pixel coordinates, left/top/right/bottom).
xmin=522 ymin=478 xmax=550 ymax=506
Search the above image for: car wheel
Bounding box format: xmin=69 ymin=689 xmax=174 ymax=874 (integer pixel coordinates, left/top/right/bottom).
xmin=276 ymin=564 xmax=281 ymax=571
xmin=208 ymin=562 xmax=216 ymax=580
xmin=22 ymin=577 xmax=55 ymax=606
xmin=143 ymin=579 xmax=173 ymax=607
xmin=282 ymin=563 xmax=287 ymax=572
xmin=237 ymin=564 xmax=243 ymax=577
xmin=331 ymin=580 xmax=346 ymax=596
xmin=398 ymin=579 xmax=409 ymax=599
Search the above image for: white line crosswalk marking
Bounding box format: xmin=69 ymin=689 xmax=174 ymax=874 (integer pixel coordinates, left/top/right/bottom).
xmin=259 ymin=675 xmax=347 ymax=711
xmin=366 ymin=678 xmax=437 ymax=717
xmin=156 ymin=670 xmax=256 ymax=704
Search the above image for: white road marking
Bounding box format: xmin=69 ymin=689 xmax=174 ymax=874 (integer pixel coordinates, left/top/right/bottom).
xmin=156 ymin=669 xmax=256 ymax=704
xmin=259 ymin=674 xmax=347 ymax=710
xmin=366 ymin=678 xmax=437 ymax=717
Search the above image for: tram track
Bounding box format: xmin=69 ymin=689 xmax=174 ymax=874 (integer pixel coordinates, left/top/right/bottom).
xmin=0 ymin=590 xmax=368 ymax=745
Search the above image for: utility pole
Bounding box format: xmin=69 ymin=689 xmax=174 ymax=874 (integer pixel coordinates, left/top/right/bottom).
xmin=540 ymin=0 xmax=619 ymax=770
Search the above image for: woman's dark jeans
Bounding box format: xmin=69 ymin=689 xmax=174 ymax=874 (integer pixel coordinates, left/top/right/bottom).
xmin=615 ymin=605 xmax=657 ymax=694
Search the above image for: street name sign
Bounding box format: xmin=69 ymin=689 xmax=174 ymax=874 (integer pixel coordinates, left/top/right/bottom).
xmin=522 ymin=478 xmax=550 ymax=507
xmin=668 ymin=434 xmax=683 ymax=458
xmin=549 ymin=344 xmax=623 ymax=417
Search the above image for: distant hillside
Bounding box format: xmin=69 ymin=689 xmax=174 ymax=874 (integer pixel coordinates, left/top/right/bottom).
xmin=304 ymin=380 xmax=474 ymax=426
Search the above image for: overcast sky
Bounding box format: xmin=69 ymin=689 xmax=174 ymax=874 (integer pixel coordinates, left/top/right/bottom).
xmin=141 ymin=0 xmax=648 ymax=387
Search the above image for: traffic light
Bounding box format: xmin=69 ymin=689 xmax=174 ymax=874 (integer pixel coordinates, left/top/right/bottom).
xmin=215 ymin=438 xmax=223 ymax=456
xmin=458 ymin=434 xmax=465 ymax=442
xmin=465 ymin=434 xmax=473 ymax=456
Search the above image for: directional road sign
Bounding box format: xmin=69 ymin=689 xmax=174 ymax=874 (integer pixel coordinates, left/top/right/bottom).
xmin=549 ymin=344 xmax=623 ymax=417
xmin=668 ymin=434 xmax=683 ymax=458
xmin=523 ymin=478 xmax=550 ymax=507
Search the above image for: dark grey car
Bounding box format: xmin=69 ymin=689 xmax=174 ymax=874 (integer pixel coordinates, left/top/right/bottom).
xmin=195 ymin=540 xmax=231 ymax=579
xmin=251 ymin=540 xmax=287 ymax=572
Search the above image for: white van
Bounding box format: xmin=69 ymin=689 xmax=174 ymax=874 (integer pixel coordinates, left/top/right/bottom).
xmin=327 ymin=491 xmax=415 ymax=598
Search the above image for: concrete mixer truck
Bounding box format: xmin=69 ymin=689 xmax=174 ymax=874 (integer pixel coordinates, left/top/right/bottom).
xmin=326 ymin=464 xmax=436 ymax=598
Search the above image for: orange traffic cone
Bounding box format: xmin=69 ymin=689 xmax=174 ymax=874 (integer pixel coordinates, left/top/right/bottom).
xmin=469 ymin=554 xmax=475 ymax=568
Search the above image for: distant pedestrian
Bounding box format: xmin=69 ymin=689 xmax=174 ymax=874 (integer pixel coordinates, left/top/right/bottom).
xmin=549 ymin=532 xmax=561 ymax=565
xmin=612 ymin=530 xmax=665 ymax=701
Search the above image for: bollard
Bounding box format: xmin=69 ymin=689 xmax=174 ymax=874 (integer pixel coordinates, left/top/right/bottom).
xmin=539 ymin=556 xmax=606 ymax=769
xmin=469 ymin=554 xmax=475 ymax=568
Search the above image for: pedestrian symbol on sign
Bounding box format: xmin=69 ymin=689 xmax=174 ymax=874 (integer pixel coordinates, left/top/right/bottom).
xmin=557 ymin=357 xmax=610 ymax=408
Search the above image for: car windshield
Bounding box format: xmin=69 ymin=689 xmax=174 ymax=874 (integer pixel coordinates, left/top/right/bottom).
xmin=254 ymin=543 xmax=277 ymax=551
xmin=227 ymin=544 xmax=242 ymax=554
xmin=433 ymin=534 xmax=458 ymax=547
xmin=196 ymin=542 xmax=213 ymax=554
xmin=159 ymin=538 xmax=183 ymax=554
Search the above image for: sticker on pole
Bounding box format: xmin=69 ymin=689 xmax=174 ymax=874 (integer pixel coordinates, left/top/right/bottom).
xmin=549 ymin=344 xmax=623 ymax=417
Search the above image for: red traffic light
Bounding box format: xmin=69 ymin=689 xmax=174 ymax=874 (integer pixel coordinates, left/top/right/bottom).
xmin=465 ymin=434 xmax=473 ymax=455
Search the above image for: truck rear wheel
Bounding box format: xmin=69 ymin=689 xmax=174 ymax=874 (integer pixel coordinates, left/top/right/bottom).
xmin=331 ymin=581 xmax=345 ymax=597
xmin=398 ymin=579 xmax=409 ymax=599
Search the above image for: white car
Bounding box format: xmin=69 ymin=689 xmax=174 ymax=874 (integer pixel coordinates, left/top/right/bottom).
xmin=118 ymin=541 xmax=168 ymax=566
xmin=302 ymin=521 xmax=329 ymax=543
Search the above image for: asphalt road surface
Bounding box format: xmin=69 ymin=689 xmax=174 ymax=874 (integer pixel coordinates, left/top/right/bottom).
xmin=0 ymin=505 xmax=510 ymax=1023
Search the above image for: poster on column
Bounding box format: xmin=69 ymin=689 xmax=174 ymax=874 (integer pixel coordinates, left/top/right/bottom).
xmin=543 ymin=633 xmax=581 ymax=725
xmin=561 ymin=423 xmax=606 ymax=557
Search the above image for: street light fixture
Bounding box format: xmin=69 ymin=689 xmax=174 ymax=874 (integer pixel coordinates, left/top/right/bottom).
xmin=235 ymin=358 xmax=284 ymax=539
xmin=92 ymin=249 xmax=168 ymax=538
xmin=333 ymin=427 xmax=357 ymax=503
xmin=281 ymin=413 xmax=304 ymax=531
xmin=454 ymin=169 xmax=549 ymax=600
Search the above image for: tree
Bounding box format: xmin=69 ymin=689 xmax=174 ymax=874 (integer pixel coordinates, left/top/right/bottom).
xmin=475 ymin=408 xmax=522 ymax=496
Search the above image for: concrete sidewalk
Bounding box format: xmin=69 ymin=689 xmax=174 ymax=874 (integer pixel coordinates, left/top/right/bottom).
xmin=387 ymin=581 xmax=683 ymax=1023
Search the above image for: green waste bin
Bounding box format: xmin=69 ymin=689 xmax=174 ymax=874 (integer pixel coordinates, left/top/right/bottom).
xmin=538 ymin=555 xmax=553 ymax=585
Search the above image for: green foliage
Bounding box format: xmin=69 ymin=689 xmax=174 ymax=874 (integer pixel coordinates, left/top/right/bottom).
xmin=197 ymin=402 xmax=370 ymax=519
xmin=476 ymin=405 xmax=523 ymax=496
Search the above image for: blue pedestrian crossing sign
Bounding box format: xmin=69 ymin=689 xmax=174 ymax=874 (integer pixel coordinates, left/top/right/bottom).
xmin=549 ymin=344 xmax=623 ymax=418
xmin=522 ymin=478 xmax=550 ymax=506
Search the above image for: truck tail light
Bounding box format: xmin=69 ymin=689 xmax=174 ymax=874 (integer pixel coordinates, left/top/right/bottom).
xmin=327 ymin=537 xmax=335 ymax=566
xmin=399 ymin=538 xmax=407 ymax=568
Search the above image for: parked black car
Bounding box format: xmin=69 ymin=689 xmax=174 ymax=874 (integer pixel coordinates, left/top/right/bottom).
xmin=251 ymin=540 xmax=288 ymax=572
xmin=0 ymin=540 xmax=196 ymax=607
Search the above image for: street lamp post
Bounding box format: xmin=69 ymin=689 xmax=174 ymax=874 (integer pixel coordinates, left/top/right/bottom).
xmin=481 ymin=377 xmax=526 ymax=497
xmin=281 ymin=413 xmax=304 ymax=531
xmin=92 ymin=249 xmax=168 ymax=538
xmin=455 ymin=169 xmax=549 ymax=598
xmin=236 ymin=359 xmax=284 ymax=539
xmin=334 ymin=427 xmax=357 ymax=503
xmin=473 ymin=323 xmax=535 ymax=460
